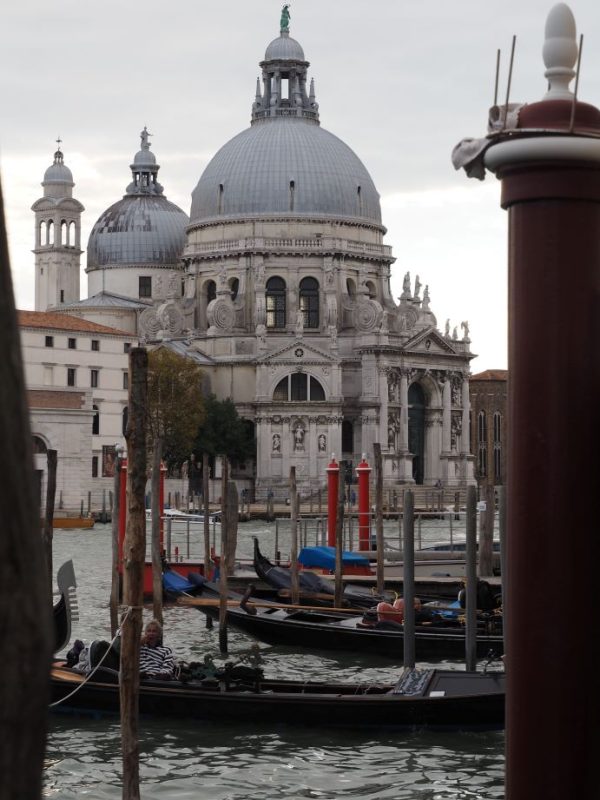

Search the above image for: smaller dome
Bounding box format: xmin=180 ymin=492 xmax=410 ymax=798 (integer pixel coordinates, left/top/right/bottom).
xmin=264 ymin=33 xmax=305 ymax=62
xmin=133 ymin=148 xmax=157 ymax=167
xmin=43 ymin=150 xmax=73 ymax=184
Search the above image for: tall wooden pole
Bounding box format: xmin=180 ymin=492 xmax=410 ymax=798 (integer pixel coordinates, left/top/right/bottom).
xmin=225 ymin=480 xmax=238 ymax=575
xmin=202 ymin=452 xmax=211 ymax=577
xmin=402 ymin=489 xmax=415 ymax=669
xmin=373 ymin=443 xmax=384 ymax=595
xmin=110 ymin=452 xmax=121 ymax=637
xmin=479 ymin=483 xmax=495 ymax=577
xmin=289 ymin=466 xmax=300 ymax=604
xmin=0 ymin=177 xmax=52 ymax=799
xmin=219 ymin=457 xmax=229 ymax=654
xmin=151 ymin=438 xmax=163 ymax=625
xmin=42 ymin=448 xmax=57 ymax=599
xmin=465 ymin=485 xmax=478 ymax=672
xmin=119 ymin=347 xmax=147 ymax=800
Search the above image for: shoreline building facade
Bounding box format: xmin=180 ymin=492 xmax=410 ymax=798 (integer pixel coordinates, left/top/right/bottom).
xmin=24 ymin=12 xmax=476 ymax=501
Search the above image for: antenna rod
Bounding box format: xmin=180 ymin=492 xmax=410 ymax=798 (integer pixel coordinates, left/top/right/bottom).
xmin=502 ymin=35 xmax=517 ymax=131
xmin=494 ymin=49 xmax=501 ymax=106
xmin=569 ymin=34 xmax=584 ymax=133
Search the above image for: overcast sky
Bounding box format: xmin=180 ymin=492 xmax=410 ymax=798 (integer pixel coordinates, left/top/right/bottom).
xmin=1 ymin=0 xmax=598 ymax=370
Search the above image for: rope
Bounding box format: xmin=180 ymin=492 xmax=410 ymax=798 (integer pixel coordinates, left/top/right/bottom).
xmin=49 ymin=606 xmax=137 ymax=708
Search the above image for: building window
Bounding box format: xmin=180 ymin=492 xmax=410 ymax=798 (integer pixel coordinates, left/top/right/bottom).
xmin=266 ymin=277 xmax=286 ymax=329
xmin=230 ymin=278 xmax=239 ymax=301
xmin=139 ymin=276 xmax=152 ymax=298
xmin=68 ymin=337 xmax=76 ymax=349
xmin=60 ymin=289 xmax=65 ymax=303
xmin=477 ymin=411 xmax=487 ymax=478
xmin=493 ymin=412 xmax=502 ymax=482
xmin=206 ymin=280 xmax=216 ymax=304
xmin=124 ymin=342 xmax=131 ymax=353
xmin=299 ymin=277 xmax=319 ymax=328
xmin=91 ymin=339 xmax=100 ymax=352
xmin=67 ymin=368 xmax=76 ymax=387
xmin=45 ymin=336 xmax=54 ymax=348
xmin=273 ymin=374 xmax=326 ymax=402
xmin=92 ymin=404 xmax=99 ymax=435
xmin=92 ymin=456 xmax=99 ymax=478
xmin=91 ymin=369 xmax=99 ymax=388
xmin=123 ymin=372 xmax=129 ymax=390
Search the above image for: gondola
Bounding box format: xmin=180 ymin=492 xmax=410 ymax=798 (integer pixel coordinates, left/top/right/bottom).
xmin=181 ymin=579 xmax=504 ymax=660
xmin=49 ymin=660 xmax=505 ymax=730
xmin=53 ymin=560 xmax=78 ymax=653
xmin=252 ymin=537 xmax=395 ymax=608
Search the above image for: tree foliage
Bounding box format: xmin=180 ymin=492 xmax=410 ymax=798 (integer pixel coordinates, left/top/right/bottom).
xmin=193 ymin=395 xmax=254 ymax=463
xmin=147 ymin=348 xmax=205 ymax=471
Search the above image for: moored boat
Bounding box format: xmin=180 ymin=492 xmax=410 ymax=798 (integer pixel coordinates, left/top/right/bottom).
xmin=49 ymin=662 xmax=505 ymax=730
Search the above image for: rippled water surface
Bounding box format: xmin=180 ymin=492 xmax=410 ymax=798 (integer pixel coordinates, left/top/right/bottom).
xmin=47 ymin=523 xmax=505 ymax=799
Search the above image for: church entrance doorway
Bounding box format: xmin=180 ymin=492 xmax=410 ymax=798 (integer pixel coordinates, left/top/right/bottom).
xmin=408 ymin=383 xmax=425 ymax=484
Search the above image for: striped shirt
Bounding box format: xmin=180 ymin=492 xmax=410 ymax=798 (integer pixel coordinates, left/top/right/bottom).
xmin=139 ymin=644 xmax=176 ymax=679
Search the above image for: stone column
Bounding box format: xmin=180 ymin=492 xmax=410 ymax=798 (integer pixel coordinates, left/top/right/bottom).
xmin=442 ymin=378 xmax=452 ymax=453
xmin=461 ymin=377 xmax=470 ymax=454
xmin=399 ymin=370 xmax=409 ymax=451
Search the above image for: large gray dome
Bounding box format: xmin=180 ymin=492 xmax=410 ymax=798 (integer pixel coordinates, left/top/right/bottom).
xmin=264 ymin=33 xmax=305 ymax=61
xmin=190 ymin=118 xmax=382 ymax=226
xmin=87 ymin=195 xmax=189 ymax=269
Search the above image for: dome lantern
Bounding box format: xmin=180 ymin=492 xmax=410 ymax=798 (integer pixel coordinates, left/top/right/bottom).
xmin=126 ymin=126 xmax=164 ymax=196
xmin=252 ymin=6 xmax=318 ymax=124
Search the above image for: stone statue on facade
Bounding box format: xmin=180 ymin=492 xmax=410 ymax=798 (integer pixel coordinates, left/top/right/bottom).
xmin=294 ymin=424 xmax=305 ymax=451
xmin=445 ymin=318 xmax=450 ymax=337
xmin=140 ymin=126 xmax=151 ymax=149
xmin=461 ymin=320 xmax=470 ymax=340
xmin=272 ymin=433 xmax=281 ymax=453
xmin=295 ymin=307 xmax=304 ymax=335
xmin=318 ymin=433 xmax=327 ymax=452
xmin=452 ymin=326 xmax=458 ymax=340
xmin=280 ymin=4 xmax=291 ymax=30
xmin=414 ymin=275 xmax=422 ymax=300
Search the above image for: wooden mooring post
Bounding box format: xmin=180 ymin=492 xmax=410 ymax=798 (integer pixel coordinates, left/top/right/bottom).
xmin=289 ymin=467 xmax=300 ymax=604
xmin=119 ymin=347 xmax=147 ymax=800
xmin=373 ymin=444 xmax=384 ymax=595
xmin=109 ymin=451 xmax=121 ymax=637
xmin=151 ymin=438 xmax=163 ymax=625
xmin=42 ymin=448 xmax=57 ymax=600
xmin=219 ymin=457 xmax=229 ymax=654
xmin=334 ymin=460 xmax=345 ymax=608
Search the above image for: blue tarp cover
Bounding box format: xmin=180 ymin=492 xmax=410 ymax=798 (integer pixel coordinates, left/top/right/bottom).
xmin=297 ymin=546 xmax=370 ymax=570
xmin=163 ymin=570 xmax=197 ymax=594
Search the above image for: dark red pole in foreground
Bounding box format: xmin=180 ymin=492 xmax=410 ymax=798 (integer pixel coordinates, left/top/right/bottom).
xmin=326 ymin=456 xmax=339 ymax=547
xmin=355 ymin=455 xmax=371 ymax=550
xmin=471 ymin=5 xmax=600 ymax=798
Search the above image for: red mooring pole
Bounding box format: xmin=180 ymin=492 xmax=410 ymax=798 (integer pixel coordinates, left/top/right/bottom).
xmin=355 ymin=455 xmax=371 ymax=550
xmin=326 ymin=456 xmax=339 ymax=547
xmin=474 ymin=6 xmax=600 ymax=798
xmin=118 ymin=457 xmax=128 ymax=573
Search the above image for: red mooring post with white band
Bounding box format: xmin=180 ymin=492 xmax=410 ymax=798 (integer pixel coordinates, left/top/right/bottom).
xmin=457 ymin=5 xmax=600 ymax=797
xmin=326 ymin=456 xmax=339 ymax=547
xmin=355 ymin=455 xmax=371 ymax=550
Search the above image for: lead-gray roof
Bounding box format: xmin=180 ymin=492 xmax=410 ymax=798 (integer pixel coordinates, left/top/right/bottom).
xmin=60 ymin=291 xmax=152 ymax=309
xmin=190 ymin=118 xmax=381 ymax=226
xmin=87 ymin=195 xmax=189 ymax=269
xmin=264 ymin=33 xmax=305 ymax=61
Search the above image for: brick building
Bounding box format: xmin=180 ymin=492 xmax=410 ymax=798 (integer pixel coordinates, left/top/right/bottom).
xmin=469 ymin=369 xmax=507 ymax=487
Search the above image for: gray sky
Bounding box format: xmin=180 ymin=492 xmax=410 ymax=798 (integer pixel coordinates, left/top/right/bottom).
xmin=1 ymin=0 xmax=598 ymax=370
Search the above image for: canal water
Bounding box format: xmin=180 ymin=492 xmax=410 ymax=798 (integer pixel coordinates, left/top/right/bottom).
xmin=46 ymin=522 xmax=505 ymax=799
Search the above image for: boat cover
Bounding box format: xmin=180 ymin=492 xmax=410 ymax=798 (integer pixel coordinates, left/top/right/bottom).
xmin=298 ymin=546 xmax=370 ymax=570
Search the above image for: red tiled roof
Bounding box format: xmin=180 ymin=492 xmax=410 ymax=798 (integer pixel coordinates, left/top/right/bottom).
xmin=18 ymin=310 xmax=131 ymax=337
xmin=470 ymin=369 xmax=508 ymax=381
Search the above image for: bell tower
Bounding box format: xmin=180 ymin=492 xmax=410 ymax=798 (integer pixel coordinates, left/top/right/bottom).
xmin=32 ymin=142 xmax=84 ymax=310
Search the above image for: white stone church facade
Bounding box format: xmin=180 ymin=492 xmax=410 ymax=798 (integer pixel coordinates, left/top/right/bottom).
xmin=26 ymin=13 xmax=475 ymax=500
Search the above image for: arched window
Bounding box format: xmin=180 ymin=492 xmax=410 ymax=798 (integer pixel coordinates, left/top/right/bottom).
xmin=92 ymin=404 xmax=100 ymax=436
xmin=60 ymin=220 xmax=67 ymax=246
xmin=69 ymin=220 xmax=76 ymax=247
xmin=47 ymin=220 xmax=54 ymax=246
xmin=122 ymin=407 xmax=129 ymax=437
xmin=346 ymin=278 xmax=356 ymax=297
xmin=478 ymin=411 xmax=487 ymax=477
xmin=273 ymin=374 xmax=326 ymax=401
xmin=32 ymin=436 xmax=48 ymax=454
xmin=229 ymin=278 xmax=239 ymax=301
xmin=266 ymin=277 xmax=286 ymax=329
xmin=365 ymin=280 xmax=377 ymax=300
xmin=39 ymin=221 xmax=46 ymax=247
xmin=206 ymin=280 xmax=216 ymax=304
xmin=299 ymin=277 xmax=319 ymax=328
